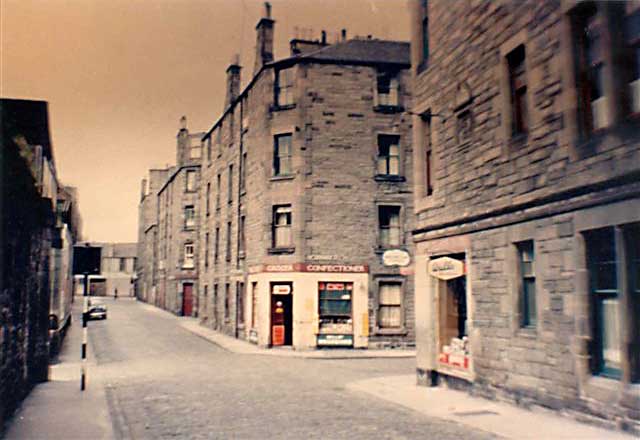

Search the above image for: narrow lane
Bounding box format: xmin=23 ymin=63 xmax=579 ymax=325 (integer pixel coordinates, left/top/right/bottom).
xmin=89 ymin=299 xmax=495 ymax=439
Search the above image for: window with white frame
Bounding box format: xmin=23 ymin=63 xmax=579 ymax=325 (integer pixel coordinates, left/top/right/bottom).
xmin=272 ymin=205 xmax=292 ymax=248
xmin=275 ymin=68 xmax=295 ymax=106
xmin=184 ymin=205 xmax=195 ymax=230
xmin=378 ymin=205 xmax=401 ymax=247
xmin=183 ymin=243 xmax=195 ymax=269
xmin=274 ymin=134 xmax=292 ymax=176
xmin=186 ymin=170 xmax=197 ymax=192
xmin=378 ymin=282 xmax=402 ymax=329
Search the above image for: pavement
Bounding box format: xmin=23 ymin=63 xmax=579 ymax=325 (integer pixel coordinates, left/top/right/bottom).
xmin=4 ymin=298 xmax=115 ymax=440
xmin=346 ymin=375 xmax=636 ymax=440
xmin=3 ymin=298 xmax=636 ymax=439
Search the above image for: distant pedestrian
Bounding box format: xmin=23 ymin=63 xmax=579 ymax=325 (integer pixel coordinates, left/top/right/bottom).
xmin=114 ymin=288 xmax=118 ymax=300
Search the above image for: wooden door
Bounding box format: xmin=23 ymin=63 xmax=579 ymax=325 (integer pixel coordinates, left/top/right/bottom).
xmin=182 ymin=283 xmax=194 ymax=316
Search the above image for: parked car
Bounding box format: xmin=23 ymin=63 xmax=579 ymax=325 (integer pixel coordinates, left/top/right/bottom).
xmin=87 ymin=300 xmax=107 ymax=320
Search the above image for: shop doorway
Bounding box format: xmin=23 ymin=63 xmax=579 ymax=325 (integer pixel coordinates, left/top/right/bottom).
xmin=270 ymin=284 xmax=292 ymax=346
xmin=182 ymin=283 xmax=194 ymax=316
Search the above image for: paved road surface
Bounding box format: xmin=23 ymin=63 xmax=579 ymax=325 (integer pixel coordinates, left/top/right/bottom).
xmin=89 ymin=299 xmax=495 ymax=439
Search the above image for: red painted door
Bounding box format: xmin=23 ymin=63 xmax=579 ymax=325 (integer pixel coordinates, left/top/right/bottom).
xmin=182 ymin=283 xmax=193 ymax=316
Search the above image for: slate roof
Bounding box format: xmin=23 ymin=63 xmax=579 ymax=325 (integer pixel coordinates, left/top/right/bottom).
xmin=300 ymin=39 xmax=410 ymax=66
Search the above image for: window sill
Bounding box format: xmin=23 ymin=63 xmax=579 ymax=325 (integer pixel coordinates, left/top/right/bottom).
xmin=268 ymin=246 xmax=295 ymax=255
xmin=509 ymin=132 xmax=528 ymax=147
xmin=240 ymin=189 xmax=246 ymax=197
xmin=516 ymin=326 xmax=537 ymax=339
xmin=270 ymin=174 xmax=295 ymax=182
xmin=238 ymin=251 xmax=246 ymax=259
xmin=270 ymin=103 xmax=296 ymax=112
xmin=182 ymin=266 xmax=195 ymax=270
xmin=375 ymin=327 xmax=408 ymax=336
xmin=185 ymin=190 xmax=197 ymax=194
xmin=374 ymin=174 xmax=405 ymax=183
xmin=375 ymin=246 xmax=407 ymax=254
xmin=373 ymin=105 xmax=404 ymax=114
xmin=184 ymin=227 xmax=195 ymax=232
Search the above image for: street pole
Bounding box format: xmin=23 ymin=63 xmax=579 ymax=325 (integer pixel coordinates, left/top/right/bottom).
xmin=81 ymin=272 xmax=88 ymax=391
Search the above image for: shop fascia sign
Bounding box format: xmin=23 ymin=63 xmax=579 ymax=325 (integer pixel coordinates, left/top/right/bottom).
xmin=249 ymin=263 xmax=369 ymax=273
xmin=428 ymin=256 xmax=465 ymax=280
xmin=382 ymin=249 xmax=411 ymax=267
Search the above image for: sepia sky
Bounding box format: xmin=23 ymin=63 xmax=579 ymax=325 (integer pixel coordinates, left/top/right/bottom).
xmin=2 ymin=0 xmax=410 ymax=243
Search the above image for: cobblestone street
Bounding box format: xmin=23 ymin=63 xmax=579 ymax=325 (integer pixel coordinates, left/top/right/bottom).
xmin=90 ymin=299 xmax=493 ymax=439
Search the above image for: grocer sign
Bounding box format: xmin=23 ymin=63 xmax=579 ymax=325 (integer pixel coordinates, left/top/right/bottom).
xmin=428 ymin=257 xmax=464 ymax=280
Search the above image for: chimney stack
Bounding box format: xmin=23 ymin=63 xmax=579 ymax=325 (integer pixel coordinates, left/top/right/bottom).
xmin=140 ymin=178 xmax=148 ymax=201
xmin=225 ymin=53 xmax=242 ymax=110
xmin=254 ymin=2 xmax=275 ymax=74
xmin=341 ymin=29 xmax=347 ymax=41
xmin=179 ymin=115 xmax=187 ymax=131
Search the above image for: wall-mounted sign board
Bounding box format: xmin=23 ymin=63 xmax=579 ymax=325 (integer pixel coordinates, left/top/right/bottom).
xmin=428 ymin=256 xmax=464 ymax=280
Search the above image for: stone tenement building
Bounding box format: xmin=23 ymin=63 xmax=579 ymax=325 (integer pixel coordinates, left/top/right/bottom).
xmin=409 ymin=0 xmax=639 ymax=433
xmin=137 ymin=167 xmax=169 ymax=305
xmin=1 ymin=99 xmax=81 ymax=428
xmin=195 ymin=4 xmax=414 ymax=350
xmin=136 ymin=119 xmax=205 ymax=314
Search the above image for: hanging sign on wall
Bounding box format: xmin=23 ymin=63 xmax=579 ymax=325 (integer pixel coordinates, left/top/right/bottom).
xmin=428 ymin=256 xmax=464 ymax=280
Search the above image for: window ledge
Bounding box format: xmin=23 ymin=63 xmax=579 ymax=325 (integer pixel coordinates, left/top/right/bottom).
xmin=271 ymin=103 xmax=296 ymax=112
xmin=184 ymin=227 xmax=195 ymax=232
xmin=240 ymin=189 xmax=246 ymax=197
xmin=268 ymin=246 xmax=295 ymax=255
xmin=509 ymin=132 xmax=529 ymax=147
xmin=373 ymin=105 xmax=404 ymax=114
xmin=375 ymin=246 xmax=407 ymax=254
xmin=516 ymin=326 xmax=537 ymax=339
xmin=374 ymin=174 xmax=405 ymax=183
xmin=270 ymin=174 xmax=295 ymax=182
xmin=375 ymin=328 xmax=408 ymax=336
xmin=238 ymin=251 xmax=246 ymax=259
xmin=182 ymin=266 xmax=195 ymax=270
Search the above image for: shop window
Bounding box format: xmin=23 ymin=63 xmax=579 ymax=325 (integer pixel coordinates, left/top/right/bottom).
xmin=274 ymin=134 xmax=292 ymax=176
xmin=228 ymin=164 xmax=233 ymax=204
xmin=272 ymin=205 xmax=292 ymax=248
xmin=375 ymin=70 xmax=400 ymax=108
xmin=378 ymin=282 xmax=402 ymax=329
xmin=507 ymin=45 xmax=528 ymax=136
xmin=275 ymin=68 xmax=295 ymax=107
xmin=183 ymin=243 xmax=194 ymax=269
xmin=379 ymin=205 xmax=401 ymax=248
xmin=377 ymin=135 xmax=401 ymax=176
xmin=517 ymin=240 xmax=536 ymax=328
xmin=626 ymin=224 xmax=640 ymax=383
xmin=186 ymin=170 xmax=197 ymax=192
xmin=318 ymin=282 xmax=352 ymax=321
xmin=184 ymin=205 xmax=195 ymax=230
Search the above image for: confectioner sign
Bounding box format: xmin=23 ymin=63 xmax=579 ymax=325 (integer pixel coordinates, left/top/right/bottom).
xmin=428 ymin=256 xmax=464 ymax=280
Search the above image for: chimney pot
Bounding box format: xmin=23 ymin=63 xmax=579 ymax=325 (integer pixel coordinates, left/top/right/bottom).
xmin=341 ymin=29 xmax=347 ymax=41
xmin=180 ymin=116 xmax=187 ymax=130
xmin=321 ymin=30 xmax=327 ymax=44
xmin=265 ymin=2 xmax=271 ymax=18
